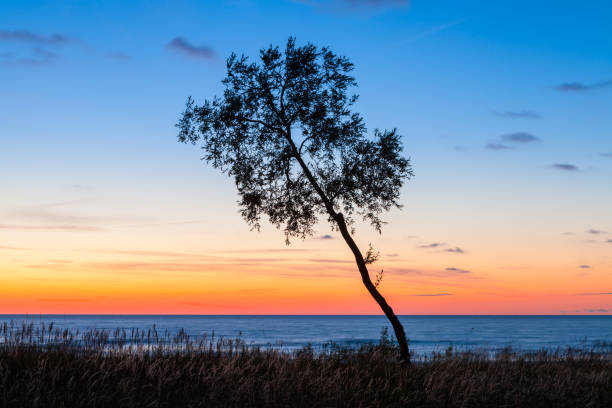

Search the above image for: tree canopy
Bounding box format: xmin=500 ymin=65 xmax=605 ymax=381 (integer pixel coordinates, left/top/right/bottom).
xmin=177 ymin=37 xmax=413 ymax=243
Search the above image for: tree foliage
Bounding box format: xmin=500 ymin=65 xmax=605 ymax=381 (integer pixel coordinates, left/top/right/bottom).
xmin=177 ymin=38 xmax=413 ymax=243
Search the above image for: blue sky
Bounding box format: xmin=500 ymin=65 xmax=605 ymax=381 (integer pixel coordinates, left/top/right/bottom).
xmin=1 ymin=0 xmax=611 ymax=314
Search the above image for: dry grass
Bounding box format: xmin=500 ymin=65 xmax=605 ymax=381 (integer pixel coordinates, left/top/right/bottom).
xmin=1 ymin=321 xmax=611 ymax=407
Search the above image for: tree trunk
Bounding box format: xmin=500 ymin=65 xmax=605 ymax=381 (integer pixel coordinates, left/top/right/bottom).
xmin=334 ymin=213 xmax=411 ymax=363
xmin=284 ymin=131 xmax=410 ymax=362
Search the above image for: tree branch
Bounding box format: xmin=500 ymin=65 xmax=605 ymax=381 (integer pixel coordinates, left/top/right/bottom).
xmin=298 ymin=135 xmax=315 ymax=154
xmin=284 ymin=130 xmax=338 ymax=219
xmin=236 ymin=116 xmax=286 ymax=135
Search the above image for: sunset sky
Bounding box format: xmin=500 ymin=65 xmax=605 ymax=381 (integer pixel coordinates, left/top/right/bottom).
xmin=1 ymin=0 xmax=611 ymax=315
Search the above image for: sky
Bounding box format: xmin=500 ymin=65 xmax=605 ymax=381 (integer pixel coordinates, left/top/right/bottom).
xmin=1 ymin=0 xmax=611 ymax=315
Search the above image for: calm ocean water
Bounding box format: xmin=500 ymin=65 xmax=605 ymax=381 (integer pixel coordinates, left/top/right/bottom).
xmin=1 ymin=315 xmax=611 ymax=355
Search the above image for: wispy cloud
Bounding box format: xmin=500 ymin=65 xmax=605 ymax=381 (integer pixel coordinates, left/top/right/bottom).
xmin=90 ymin=249 xmax=221 ymax=260
xmin=307 ymin=258 xmax=352 ymax=264
xmin=64 ymin=183 xmax=93 ymax=191
xmin=601 ymin=152 xmax=612 ymax=158
xmin=486 ymin=132 xmax=540 ymax=152
xmin=579 ymin=265 xmax=591 ymax=269
xmin=550 ymin=163 xmax=580 ymax=172
xmin=180 ymin=301 xmax=238 ymax=309
xmin=501 ymin=132 xmax=540 ymax=143
xmin=445 ymin=247 xmax=465 ymax=254
xmin=318 ymin=234 xmax=334 ymax=239
xmin=0 ymin=224 xmax=103 ymax=231
xmin=166 ymin=37 xmax=215 ymax=60
xmin=295 ymin=0 xmax=410 ymax=12
xmin=485 ymin=143 xmax=513 ymax=151
xmin=398 ymin=18 xmax=465 ymax=44
xmin=410 ymin=293 xmax=453 ymax=297
xmin=607 ymin=239 xmax=612 ymax=243
xmin=107 ymin=52 xmax=131 ymax=61
xmin=575 ymin=292 xmax=612 ymax=296
xmin=0 ymin=46 xmax=59 ymax=66
xmin=391 ymin=267 xmax=478 ymax=282
xmin=346 ymin=0 xmax=409 ymax=5
xmin=0 ymin=29 xmax=73 ymax=45
xmin=217 ymin=248 xmax=312 ymax=254
xmin=587 ymin=229 xmax=603 ymax=235
xmin=6 ymin=202 xmax=148 ymax=231
xmin=445 ymin=267 xmax=470 ymax=274
xmin=0 ymin=29 xmax=77 ymax=67
xmin=492 ymin=110 xmax=541 ymax=119
xmin=0 ymin=245 xmax=30 ymax=250
xmin=38 ymin=298 xmax=89 ymax=302
xmin=418 ymin=242 xmax=443 ymax=249
xmin=555 ymin=79 xmax=612 ymax=92
xmin=580 ymin=308 xmax=611 ymax=313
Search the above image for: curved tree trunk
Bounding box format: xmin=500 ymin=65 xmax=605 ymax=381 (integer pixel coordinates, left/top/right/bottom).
xmin=334 ymin=213 xmax=410 ymax=363
xmin=283 ymin=133 xmax=410 ymax=362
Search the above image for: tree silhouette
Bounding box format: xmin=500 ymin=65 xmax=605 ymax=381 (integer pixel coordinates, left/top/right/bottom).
xmin=176 ymin=38 xmax=414 ymax=362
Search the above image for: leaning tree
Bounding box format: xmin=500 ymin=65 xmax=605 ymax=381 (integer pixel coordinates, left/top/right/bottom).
xmin=176 ymin=38 xmax=414 ymax=361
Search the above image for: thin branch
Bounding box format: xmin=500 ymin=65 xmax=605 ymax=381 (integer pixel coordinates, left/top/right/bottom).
xmin=298 ymin=135 xmax=315 ymax=154
xmin=279 ymin=77 xmax=288 ymax=122
xmin=235 ymin=116 xmax=286 ymax=135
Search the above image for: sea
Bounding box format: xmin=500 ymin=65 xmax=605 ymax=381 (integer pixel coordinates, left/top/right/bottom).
xmin=1 ymin=315 xmax=611 ymax=356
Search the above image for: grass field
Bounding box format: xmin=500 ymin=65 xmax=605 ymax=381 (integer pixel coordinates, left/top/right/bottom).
xmin=1 ymin=322 xmax=611 ymax=407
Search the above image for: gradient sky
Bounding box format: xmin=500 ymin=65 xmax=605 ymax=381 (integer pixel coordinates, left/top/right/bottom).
xmin=1 ymin=0 xmax=611 ymax=315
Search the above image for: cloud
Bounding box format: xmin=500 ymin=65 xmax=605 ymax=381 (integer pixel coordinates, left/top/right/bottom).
xmin=453 ymin=145 xmax=467 ymax=152
xmin=555 ymin=80 xmax=612 ymax=92
xmin=0 ymin=29 xmax=78 ymax=67
xmin=166 ymin=37 xmax=215 ymax=59
xmin=345 ymin=0 xmax=410 ymax=5
xmin=607 ymin=239 xmax=612 ymax=243
xmin=418 ymin=242 xmax=443 ymax=249
xmin=0 ymin=29 xmax=72 ymax=45
xmin=386 ymin=253 xmax=400 ymax=257
xmin=392 ymin=268 xmax=427 ymax=275
xmin=410 ymin=293 xmax=453 ymax=297
xmin=180 ymin=301 xmax=237 ymax=309
xmin=445 ymin=267 xmax=470 ymax=274
xmin=570 ymin=307 xmax=611 ymax=313
xmin=0 ymin=224 xmax=103 ymax=231
xmin=0 ymin=46 xmax=59 ymax=66
xmin=485 ymin=132 xmax=539 ymax=152
xmin=486 ymin=143 xmax=513 ymax=151
xmin=501 ymin=132 xmax=540 ymax=143
xmin=587 ymin=229 xmax=602 ymax=234
xmin=307 ymin=258 xmax=352 ymax=263
xmin=217 ymin=248 xmax=312 ymax=253
xmin=295 ymin=0 xmax=410 ymax=11
xmin=91 ymin=249 xmax=221 ymax=260
xmin=7 ymin=202 xmax=148 ymax=228
xmin=445 ymin=247 xmax=465 ymax=254
xmin=493 ymin=110 xmax=541 ymax=119
xmin=600 ymin=152 xmax=612 ymax=158
xmin=575 ymin=292 xmax=612 ymax=296
xmin=579 ymin=265 xmax=591 ymax=269
xmin=398 ymin=18 xmax=465 ymax=45
xmin=38 ymin=298 xmax=88 ymax=302
xmin=318 ymin=234 xmax=334 ymax=239
xmin=107 ymin=52 xmax=131 ymax=61
xmin=0 ymin=245 xmax=30 ymax=250
xmin=550 ymin=163 xmax=580 ymax=172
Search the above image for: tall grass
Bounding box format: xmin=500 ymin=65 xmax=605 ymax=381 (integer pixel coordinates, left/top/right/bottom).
xmin=1 ymin=321 xmax=611 ymax=407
